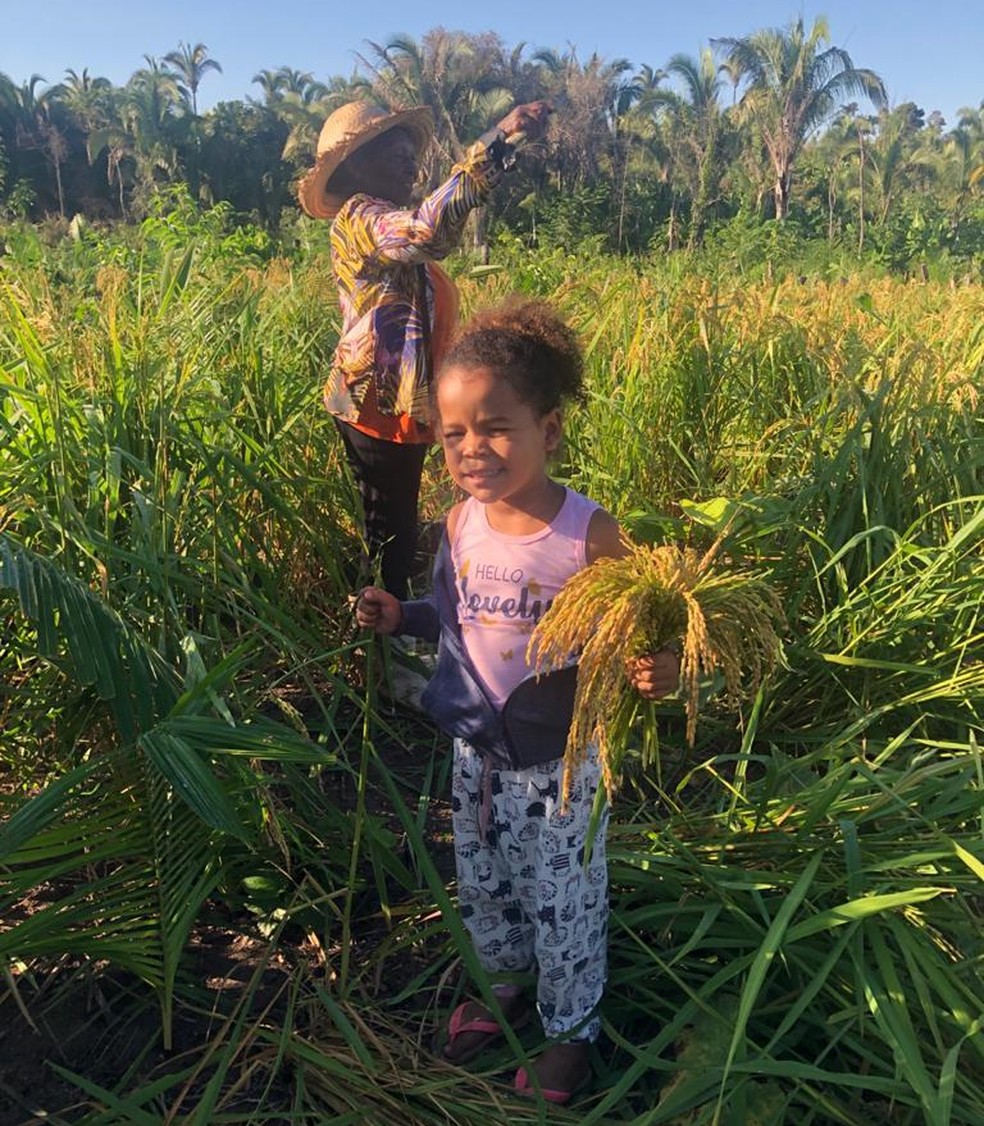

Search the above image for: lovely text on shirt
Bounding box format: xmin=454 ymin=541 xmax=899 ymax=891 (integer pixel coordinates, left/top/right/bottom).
xmin=458 ymin=566 xmax=552 ymax=625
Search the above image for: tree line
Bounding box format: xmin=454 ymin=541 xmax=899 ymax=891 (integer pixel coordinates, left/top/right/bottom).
xmin=2 ymin=19 xmax=983 ymax=266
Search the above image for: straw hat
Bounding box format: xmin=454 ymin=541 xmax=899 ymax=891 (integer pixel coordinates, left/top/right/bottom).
xmin=297 ymin=102 xmax=434 ymax=220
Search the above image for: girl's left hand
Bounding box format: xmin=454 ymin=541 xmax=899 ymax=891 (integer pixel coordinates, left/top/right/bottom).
xmin=626 ymin=649 xmax=680 ymax=699
xmin=355 ymin=586 xmax=403 ymax=635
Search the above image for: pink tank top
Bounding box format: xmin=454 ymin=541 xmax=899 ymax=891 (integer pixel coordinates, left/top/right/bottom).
xmin=450 ymin=488 xmax=600 ymax=709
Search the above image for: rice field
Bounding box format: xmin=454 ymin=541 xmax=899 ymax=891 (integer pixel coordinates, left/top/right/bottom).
xmin=1 ymin=213 xmax=982 ymax=1123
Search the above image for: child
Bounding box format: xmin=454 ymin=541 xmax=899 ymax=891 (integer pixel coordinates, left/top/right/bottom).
xmin=356 ymin=299 xmax=679 ymax=1103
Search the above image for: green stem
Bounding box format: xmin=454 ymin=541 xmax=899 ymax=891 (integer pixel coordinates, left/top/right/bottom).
xmin=339 ymin=636 xmax=375 ymax=995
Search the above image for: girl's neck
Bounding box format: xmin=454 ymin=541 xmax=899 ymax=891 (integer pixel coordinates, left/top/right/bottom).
xmin=483 ymin=477 xmax=565 ymax=536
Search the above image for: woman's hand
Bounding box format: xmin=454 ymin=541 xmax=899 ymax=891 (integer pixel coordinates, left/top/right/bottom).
xmin=355 ymin=586 xmax=403 ymax=635
xmin=626 ymin=649 xmax=681 ymax=700
xmin=497 ymin=101 xmax=552 ymax=143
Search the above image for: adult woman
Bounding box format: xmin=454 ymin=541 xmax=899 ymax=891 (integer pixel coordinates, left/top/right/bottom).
xmin=298 ymin=98 xmax=551 ymax=600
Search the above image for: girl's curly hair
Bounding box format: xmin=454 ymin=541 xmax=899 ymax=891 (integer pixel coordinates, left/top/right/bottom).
xmin=437 ymin=298 xmax=585 ymax=416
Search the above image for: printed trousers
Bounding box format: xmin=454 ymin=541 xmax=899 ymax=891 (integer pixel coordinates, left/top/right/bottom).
xmin=451 ymin=740 xmax=609 ymax=1042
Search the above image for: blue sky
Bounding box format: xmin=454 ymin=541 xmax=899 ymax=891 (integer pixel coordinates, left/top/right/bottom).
xmin=4 ymin=0 xmax=981 ymax=128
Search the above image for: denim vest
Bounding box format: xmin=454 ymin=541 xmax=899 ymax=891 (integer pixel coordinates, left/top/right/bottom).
xmin=400 ymin=533 xmax=576 ymax=770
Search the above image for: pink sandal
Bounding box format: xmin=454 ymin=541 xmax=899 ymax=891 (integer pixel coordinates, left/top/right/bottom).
xmin=514 ymin=1065 xmax=578 ymax=1105
xmin=441 ymin=1000 xmax=530 ymax=1064
xmin=514 ymin=1042 xmax=591 ymax=1105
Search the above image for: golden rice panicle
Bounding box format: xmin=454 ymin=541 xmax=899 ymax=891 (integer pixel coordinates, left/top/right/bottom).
xmin=528 ymin=547 xmax=648 ymax=802
xmin=529 ymin=538 xmax=785 ymax=801
xmin=679 ymin=586 xmax=713 ymax=746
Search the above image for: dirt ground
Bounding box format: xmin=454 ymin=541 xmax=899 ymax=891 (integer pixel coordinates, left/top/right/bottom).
xmin=0 ymin=925 xmax=294 ymax=1124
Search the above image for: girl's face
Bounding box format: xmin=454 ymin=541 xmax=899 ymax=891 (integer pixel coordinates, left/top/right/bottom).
xmin=436 ymin=365 xmax=561 ymax=515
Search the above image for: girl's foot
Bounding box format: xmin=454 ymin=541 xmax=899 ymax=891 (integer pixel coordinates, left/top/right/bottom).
xmin=515 ymin=1040 xmax=591 ymax=1104
xmin=441 ymin=995 xmax=530 ymax=1064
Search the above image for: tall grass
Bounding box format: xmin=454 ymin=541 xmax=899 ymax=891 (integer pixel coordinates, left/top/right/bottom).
xmin=0 ymin=218 xmax=379 ymax=1046
xmin=1 ymin=218 xmax=982 ymax=1122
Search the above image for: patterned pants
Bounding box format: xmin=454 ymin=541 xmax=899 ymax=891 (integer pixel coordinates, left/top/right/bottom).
xmin=451 ymin=740 xmax=609 ymax=1042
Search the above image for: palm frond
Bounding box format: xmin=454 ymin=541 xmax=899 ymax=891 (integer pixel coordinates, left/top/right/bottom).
xmin=0 ymin=533 xmax=178 ymax=742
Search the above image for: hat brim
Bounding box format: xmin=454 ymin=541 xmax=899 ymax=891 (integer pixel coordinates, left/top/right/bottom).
xmin=297 ymin=106 xmax=434 ymax=220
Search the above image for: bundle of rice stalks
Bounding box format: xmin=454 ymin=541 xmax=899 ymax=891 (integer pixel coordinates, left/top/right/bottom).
xmin=528 ymin=538 xmax=784 ymax=799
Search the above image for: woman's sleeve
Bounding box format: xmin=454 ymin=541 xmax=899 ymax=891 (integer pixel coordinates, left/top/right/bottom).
xmin=347 ymin=137 xmax=507 ymax=267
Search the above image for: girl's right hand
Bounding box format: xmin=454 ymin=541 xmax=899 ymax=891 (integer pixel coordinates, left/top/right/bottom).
xmin=355 ymin=586 xmax=403 ymax=635
xmin=626 ymin=649 xmax=680 ymax=699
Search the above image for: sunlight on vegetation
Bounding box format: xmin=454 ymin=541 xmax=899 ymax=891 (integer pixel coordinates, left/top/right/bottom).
xmin=1 ymin=203 xmax=981 ymax=1122
xmin=2 ymin=14 xmax=984 ymax=1113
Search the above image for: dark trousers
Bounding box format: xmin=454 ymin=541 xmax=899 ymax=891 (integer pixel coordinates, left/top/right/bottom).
xmin=335 ymin=419 xmax=429 ymax=602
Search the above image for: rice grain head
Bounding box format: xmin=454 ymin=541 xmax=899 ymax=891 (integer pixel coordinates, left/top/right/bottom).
xmin=528 ymin=538 xmax=784 ymax=801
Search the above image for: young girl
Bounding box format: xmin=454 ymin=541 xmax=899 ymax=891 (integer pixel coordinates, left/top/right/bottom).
xmin=356 ymin=300 xmax=679 ymax=1103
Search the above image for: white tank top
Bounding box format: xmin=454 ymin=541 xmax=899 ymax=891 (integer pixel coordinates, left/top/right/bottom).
xmin=449 ymin=488 xmax=600 ymax=708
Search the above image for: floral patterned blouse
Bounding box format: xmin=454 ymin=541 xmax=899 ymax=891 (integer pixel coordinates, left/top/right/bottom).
xmin=324 ymin=134 xmax=505 ymax=443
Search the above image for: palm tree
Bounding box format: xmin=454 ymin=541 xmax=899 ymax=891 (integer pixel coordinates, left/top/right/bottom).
xmin=501 ymin=40 xmax=544 ymax=108
xmin=718 ymin=56 xmax=742 ymax=107
xmin=357 ymin=31 xmax=509 ymax=171
xmin=802 ymin=109 xmax=857 ymax=242
xmin=532 ymin=47 xmax=633 ymax=193
xmin=867 ymin=103 xmax=936 ymax=227
xmin=947 ymin=102 xmax=984 ymax=201
xmin=251 ymin=68 xmax=287 ymax=107
xmin=4 ymin=75 xmax=71 ymax=216
xmin=59 ymin=68 xmax=114 ymax=206
xmin=0 ymin=536 xmax=327 ymax=1047
xmin=128 ymin=55 xmax=183 ymax=126
xmin=247 ymin=67 xmax=337 ymax=167
xmin=713 ymin=17 xmax=886 ymax=219
xmin=274 ymin=75 xmax=348 ymax=165
xmin=275 ymin=67 xmax=326 ymax=100
xmin=87 ymin=59 xmax=183 ymax=216
xmin=163 ymin=41 xmax=222 ymax=116
xmin=606 ymin=63 xmax=666 ymax=250
xmin=640 ymin=49 xmax=728 ymax=247
xmin=37 ymin=93 xmax=70 ymax=217
xmin=61 ymin=67 xmax=113 ymax=133
xmin=844 ymin=106 xmax=877 ymax=250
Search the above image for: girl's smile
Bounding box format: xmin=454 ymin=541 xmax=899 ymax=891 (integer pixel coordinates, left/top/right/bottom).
xmin=437 ymin=364 xmax=563 ymax=529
